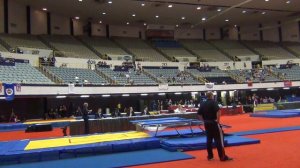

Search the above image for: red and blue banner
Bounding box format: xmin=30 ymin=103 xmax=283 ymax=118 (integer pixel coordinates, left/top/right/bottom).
xmin=4 ymin=83 xmax=15 ymax=101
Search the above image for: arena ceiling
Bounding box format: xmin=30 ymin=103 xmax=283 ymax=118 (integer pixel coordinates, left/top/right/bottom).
xmin=19 ymin=0 xmax=300 ymax=28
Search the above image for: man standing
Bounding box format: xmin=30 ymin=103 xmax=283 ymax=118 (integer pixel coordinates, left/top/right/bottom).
xmin=197 ymin=91 xmax=233 ymax=162
xmin=82 ymin=102 xmax=92 ymax=134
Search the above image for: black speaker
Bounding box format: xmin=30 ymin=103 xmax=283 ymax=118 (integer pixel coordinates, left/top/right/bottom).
xmin=25 ymin=124 xmax=53 ymax=132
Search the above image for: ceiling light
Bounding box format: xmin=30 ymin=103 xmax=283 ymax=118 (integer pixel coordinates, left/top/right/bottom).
xmin=286 ymin=1 xmax=290 ymax=3
xmin=225 ymin=19 xmax=229 ymax=22
xmin=261 ymin=11 xmax=266 ymax=14
xmin=75 ymin=16 xmax=80 ymax=20
xmin=56 ymin=96 xmax=66 ymax=99
xmin=251 ymin=89 xmax=258 ymax=91
xmin=176 ymin=24 xmax=179 ymax=27
xmin=126 ymin=22 xmax=130 ymax=25
xmin=175 ymin=92 xmax=182 ymax=95
xmin=266 ymin=88 xmax=274 ymax=91
xmin=80 ymin=95 xmax=90 ymax=98
xmin=42 ymin=8 xmax=47 ymax=11
xmin=122 ymin=94 xmax=130 ymax=97
xmin=202 ymin=17 xmax=206 ymax=21
xmin=197 ymin=6 xmax=201 ymax=10
xmin=155 ymin=15 xmax=159 ymax=18
xmin=141 ymin=3 xmax=145 ymax=6
xmin=242 ymin=10 xmax=247 ymax=13
xmin=108 ymin=1 xmax=112 ymax=4
xmin=265 ymin=0 xmax=269 ymax=1
xmin=283 ymin=87 xmax=290 ymax=90
xmin=102 ymin=12 xmax=106 ymax=15
xmin=132 ymin=14 xmax=136 ymax=17
xmin=158 ymin=93 xmax=166 ymax=96
xmin=78 ymin=0 xmax=82 ymax=2
xmin=168 ymin=4 xmax=173 ymax=8
xmin=102 ymin=95 xmax=111 ymax=97
xmin=217 ymin=8 xmax=222 ymax=12
xmin=99 ymin=20 xmax=102 ymax=23
xmin=181 ymin=17 xmax=185 ymax=20
xmin=144 ymin=23 xmax=147 ymax=26
xmin=141 ymin=93 xmax=148 ymax=96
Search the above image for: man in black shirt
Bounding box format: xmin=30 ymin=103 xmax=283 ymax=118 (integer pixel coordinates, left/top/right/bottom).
xmin=82 ymin=102 xmax=92 ymax=134
xmin=198 ymin=91 xmax=233 ymax=161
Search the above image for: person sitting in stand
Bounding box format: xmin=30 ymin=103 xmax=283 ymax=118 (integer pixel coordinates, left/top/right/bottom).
xmin=143 ymin=106 xmax=150 ymax=115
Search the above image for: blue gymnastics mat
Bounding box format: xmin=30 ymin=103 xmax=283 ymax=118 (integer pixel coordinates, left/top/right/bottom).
xmin=250 ymin=112 xmax=299 ymax=118
xmin=148 ymin=128 xmax=205 ymax=137
xmin=1 ymin=149 xmax=194 ymax=168
xmin=161 ymin=135 xmax=260 ymax=151
xmin=233 ymin=126 xmax=300 ymax=136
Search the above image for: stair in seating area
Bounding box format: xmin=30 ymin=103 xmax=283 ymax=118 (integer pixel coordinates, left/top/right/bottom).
xmin=0 ymin=37 xmax=12 ymax=51
xmin=95 ymin=69 xmax=114 ymax=84
xmin=206 ymin=41 xmax=235 ymax=61
xmin=279 ymin=43 xmax=300 ymax=58
xmin=75 ymin=36 xmax=104 ymax=59
xmin=35 ymin=66 xmax=63 ymax=84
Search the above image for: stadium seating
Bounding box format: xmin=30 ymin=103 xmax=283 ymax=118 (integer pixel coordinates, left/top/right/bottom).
xmin=210 ymin=40 xmax=255 ymax=58
xmin=0 ymin=34 xmax=49 ymax=49
xmin=152 ymin=39 xmax=196 ymax=61
xmin=243 ymin=41 xmax=297 ymax=60
xmin=0 ymin=43 xmax=7 ymax=52
xmin=114 ymin=38 xmax=169 ymax=62
xmin=229 ymin=69 xmax=280 ymax=83
xmin=180 ymin=40 xmax=231 ymax=61
xmin=281 ymin=42 xmax=300 ymax=56
xmin=97 ymin=66 xmax=157 ymax=85
xmin=40 ymin=35 xmax=99 ymax=59
xmin=271 ymin=65 xmax=300 ymax=81
xmin=143 ymin=67 xmax=200 ymax=85
xmin=79 ymin=36 xmax=128 ymax=56
xmin=44 ymin=66 xmax=108 ymax=85
xmin=187 ymin=67 xmax=237 ymax=84
xmin=0 ymin=63 xmax=53 ymax=84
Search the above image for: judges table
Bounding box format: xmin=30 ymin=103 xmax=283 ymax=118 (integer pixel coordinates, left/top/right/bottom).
xmin=69 ymin=112 xmax=198 ymax=135
xmin=220 ymin=105 xmax=244 ymax=115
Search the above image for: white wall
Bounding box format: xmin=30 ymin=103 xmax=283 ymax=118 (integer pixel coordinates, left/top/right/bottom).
xmin=31 ymin=8 xmax=47 ymax=35
xmin=263 ymin=22 xmax=279 ymax=42
xmin=0 ymin=0 xmax=4 ymax=33
xmin=109 ymin=25 xmax=140 ymax=38
xmin=8 ymin=0 xmax=26 ymax=34
xmin=92 ymin=23 xmax=106 ymax=37
xmin=51 ymin=14 xmax=70 ymax=35
xmin=240 ymin=25 xmax=260 ymax=41
xmin=206 ymin=28 xmax=221 ymax=40
xmin=282 ymin=22 xmax=299 ymax=42
xmin=174 ymin=28 xmax=203 ymax=40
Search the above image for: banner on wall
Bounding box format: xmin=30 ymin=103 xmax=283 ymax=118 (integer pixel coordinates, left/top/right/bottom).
xmin=4 ymin=83 xmax=15 ymax=101
xmin=284 ymin=80 xmax=292 ymax=87
xmin=16 ymin=83 xmax=21 ymax=92
xmin=205 ymin=83 xmax=214 ymax=90
xmin=68 ymin=83 xmax=75 ymax=94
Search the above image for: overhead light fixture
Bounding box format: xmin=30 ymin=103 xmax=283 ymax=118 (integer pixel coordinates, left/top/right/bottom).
xmin=225 ymin=19 xmax=229 ymax=22
xmin=122 ymin=94 xmax=130 ymax=97
xmin=141 ymin=93 xmax=148 ymax=96
xmin=217 ymin=8 xmax=222 ymax=12
xmin=42 ymin=8 xmax=47 ymax=11
xmin=141 ymin=3 xmax=145 ymax=6
xmin=181 ymin=16 xmax=185 ymax=20
xmin=251 ymin=89 xmax=258 ymax=92
xmin=75 ymin=16 xmax=80 ymax=20
xmin=265 ymin=0 xmax=269 ymax=1
xmin=155 ymin=15 xmax=159 ymax=18
xmin=175 ymin=92 xmax=182 ymax=95
xmin=78 ymin=0 xmax=83 ymax=2
xmin=144 ymin=23 xmax=147 ymax=26
xmin=197 ymin=6 xmax=201 ymax=10
xmin=283 ymin=87 xmax=290 ymax=90
xmin=286 ymin=1 xmax=291 ymax=3
xmin=102 ymin=12 xmax=106 ymax=15
xmin=266 ymin=88 xmax=274 ymax=91
xmin=158 ymin=93 xmax=166 ymax=96
xmin=126 ymin=22 xmax=130 ymax=25
xmin=176 ymin=24 xmax=179 ymax=27
xmin=80 ymin=95 xmax=90 ymax=98
xmin=56 ymin=96 xmax=66 ymax=99
xmin=108 ymin=1 xmax=112 ymax=4
xmin=242 ymin=10 xmax=247 ymax=13
xmin=168 ymin=4 xmax=173 ymax=8
xmin=99 ymin=20 xmax=102 ymax=24
xmin=261 ymin=11 xmax=266 ymax=14
xmin=202 ymin=17 xmax=206 ymax=21
xmin=132 ymin=14 xmax=136 ymax=17
xmin=102 ymin=95 xmax=111 ymax=97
